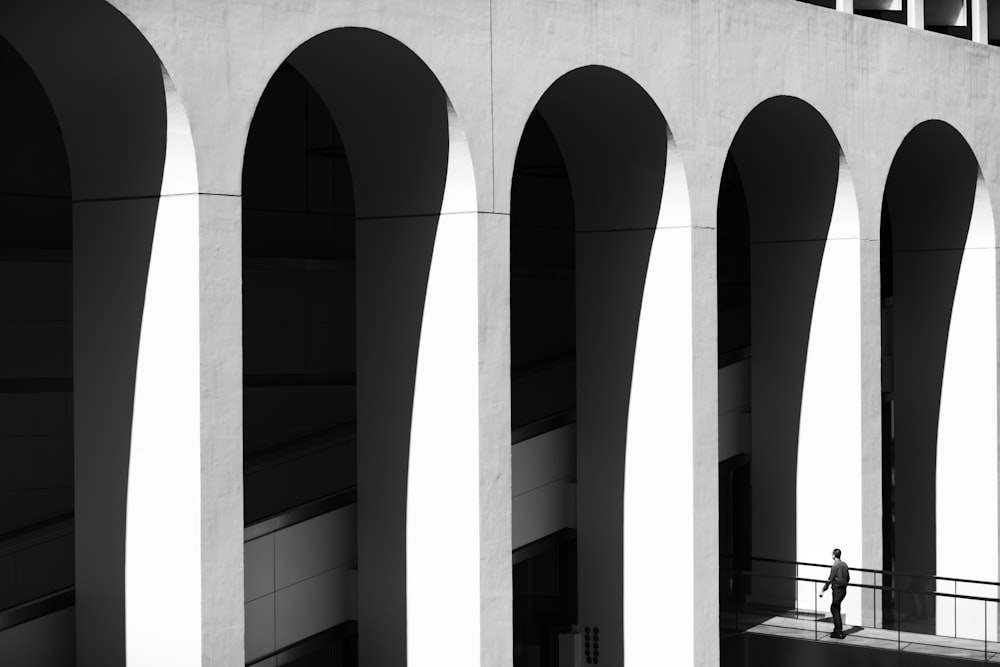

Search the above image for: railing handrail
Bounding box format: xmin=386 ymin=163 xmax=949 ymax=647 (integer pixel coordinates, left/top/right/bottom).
xmin=722 ymin=554 xmax=1000 ymax=589
xmin=727 ymin=567 xmax=1000 ymax=604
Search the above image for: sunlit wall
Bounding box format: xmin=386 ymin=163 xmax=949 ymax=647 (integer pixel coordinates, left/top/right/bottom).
xmin=407 ymin=103 xmax=481 ymax=667
xmin=624 ymin=130 xmax=693 ymax=665
xmin=796 ymin=156 xmax=863 ymax=627
xmin=935 ymin=172 xmax=998 ymax=641
xmin=125 ymin=70 xmax=202 ymax=666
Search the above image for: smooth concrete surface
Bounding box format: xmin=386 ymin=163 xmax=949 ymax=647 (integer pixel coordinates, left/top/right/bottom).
xmin=475 ymin=207 xmax=512 ymax=667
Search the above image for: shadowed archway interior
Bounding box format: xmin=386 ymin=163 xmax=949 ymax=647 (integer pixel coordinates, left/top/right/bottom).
xmin=510 ymin=65 xmax=694 ymax=666
xmin=880 ymin=120 xmax=997 ymax=638
xmin=242 ymin=27 xmax=480 ymax=667
xmin=717 ymin=96 xmax=862 ymax=623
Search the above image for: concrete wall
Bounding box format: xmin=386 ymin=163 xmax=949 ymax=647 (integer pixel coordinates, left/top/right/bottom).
xmin=4 ymin=0 xmax=1000 ymax=664
xmin=245 ymin=505 xmax=357 ymax=663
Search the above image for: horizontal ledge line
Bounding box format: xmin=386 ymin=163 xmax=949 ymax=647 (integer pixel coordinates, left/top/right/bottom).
xmin=750 ymin=238 xmax=836 ymax=245
xmin=244 ymin=206 xmax=353 ymax=215
xmin=271 ymin=562 xmax=355 ymax=596
xmin=354 ymin=210 xmax=484 ymax=221
xmin=513 ymin=475 xmax=575 ymax=499
xmin=73 ymin=191 xmax=238 ymax=204
xmin=894 ymin=247 xmax=993 ymax=253
xmin=576 ymin=226 xmax=658 ymax=234
xmin=244 ymin=373 xmax=355 ymax=388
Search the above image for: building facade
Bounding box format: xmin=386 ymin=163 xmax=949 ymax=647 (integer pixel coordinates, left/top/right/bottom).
xmin=0 ymin=0 xmax=999 ymax=665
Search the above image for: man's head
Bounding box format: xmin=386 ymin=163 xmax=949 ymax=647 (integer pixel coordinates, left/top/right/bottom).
xmin=832 ymin=548 xmax=842 ymax=560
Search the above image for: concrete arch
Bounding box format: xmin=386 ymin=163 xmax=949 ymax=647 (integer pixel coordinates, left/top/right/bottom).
xmin=510 ymin=65 xmax=698 ymax=666
xmin=241 ymin=27 xmax=480 ymax=667
xmin=879 ymin=120 xmax=998 ymax=639
xmin=0 ymin=1 xmax=202 ymax=665
xmin=717 ymin=95 xmax=867 ymax=623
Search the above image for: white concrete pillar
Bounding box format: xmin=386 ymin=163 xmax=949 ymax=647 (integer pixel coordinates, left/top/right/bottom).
xmin=124 ymin=70 xmax=206 ymax=666
xmin=934 ymin=171 xmax=997 ymax=640
xmin=406 ymin=105 xmax=482 ymax=667
xmin=972 ymin=0 xmax=989 ymax=42
xmin=909 ymin=0 xmax=926 ymax=28
xmin=622 ymin=130 xmax=704 ymax=665
xmin=477 ymin=209 xmax=514 ymax=667
xmin=197 ymin=193 xmax=246 ymax=667
xmin=795 ymin=156 xmax=864 ymax=628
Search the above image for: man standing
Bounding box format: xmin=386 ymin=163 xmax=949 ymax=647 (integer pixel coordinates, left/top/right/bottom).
xmin=820 ymin=548 xmax=850 ymax=639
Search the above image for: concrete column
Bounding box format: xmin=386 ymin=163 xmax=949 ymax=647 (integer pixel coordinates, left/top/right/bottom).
xmin=933 ymin=172 xmax=997 ymax=640
xmin=972 ymin=0 xmax=989 ymax=42
xmin=198 ymin=193 xmax=245 ymax=666
xmin=860 ymin=234 xmax=884 ymax=629
xmin=909 ymin=0 xmax=925 ymax=28
xmin=477 ymin=212 xmax=514 ymax=667
xmin=355 ymin=215 xmax=435 ymax=667
xmin=73 ymin=197 xmax=158 ymax=666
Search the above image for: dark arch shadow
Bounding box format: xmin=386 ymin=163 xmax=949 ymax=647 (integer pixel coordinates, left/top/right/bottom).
xmin=242 ymin=27 xmax=468 ymax=667
xmin=880 ymin=120 xmax=981 ymax=635
xmin=0 ymin=33 xmax=74 ymax=662
xmin=511 ymin=65 xmax=671 ymax=667
xmin=0 ymin=2 xmax=175 ymax=665
xmin=717 ymin=95 xmax=846 ymax=609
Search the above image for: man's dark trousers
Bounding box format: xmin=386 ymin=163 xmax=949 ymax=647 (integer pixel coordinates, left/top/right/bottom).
xmin=831 ymin=587 xmax=847 ymax=635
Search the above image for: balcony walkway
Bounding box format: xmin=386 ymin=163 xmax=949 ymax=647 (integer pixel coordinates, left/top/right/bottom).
xmin=747 ymin=614 xmax=1000 ymax=662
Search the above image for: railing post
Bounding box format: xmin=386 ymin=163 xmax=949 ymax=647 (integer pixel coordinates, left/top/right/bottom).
xmin=815 ymin=581 xmax=819 ymax=641
xmin=837 ymin=0 xmax=855 ymax=12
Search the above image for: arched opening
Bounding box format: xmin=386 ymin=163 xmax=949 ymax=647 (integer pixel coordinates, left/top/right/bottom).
xmin=880 ymin=121 xmax=998 ymax=640
xmin=510 ymin=66 xmax=694 ymax=665
xmin=0 ymin=34 xmax=74 ymax=660
xmin=717 ymin=97 xmax=867 ymax=630
xmin=0 ymin=2 xmax=202 ymax=665
xmin=242 ymin=28 xmax=480 ymax=667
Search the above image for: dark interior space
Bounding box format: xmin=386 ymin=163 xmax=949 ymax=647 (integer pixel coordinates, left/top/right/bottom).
xmin=510 ymin=108 xmax=578 ymax=667
xmin=242 ymin=62 xmax=358 ymax=524
xmin=879 ymin=197 xmax=897 ymax=628
xmin=511 ymin=109 xmax=577 ymax=431
xmin=242 ymin=61 xmax=358 ymax=665
xmin=718 ymin=151 xmax=753 ymax=639
xmin=717 ymin=154 xmax=751 ymax=367
xmin=854 ymin=8 xmax=908 ymax=25
xmin=0 ymin=35 xmax=74 ymax=613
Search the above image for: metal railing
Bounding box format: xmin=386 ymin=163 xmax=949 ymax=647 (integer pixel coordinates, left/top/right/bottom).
xmin=722 ymin=555 xmax=1000 ymax=661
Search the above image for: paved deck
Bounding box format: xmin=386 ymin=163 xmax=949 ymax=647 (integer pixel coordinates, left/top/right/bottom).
xmin=747 ymin=616 xmax=1000 ymax=662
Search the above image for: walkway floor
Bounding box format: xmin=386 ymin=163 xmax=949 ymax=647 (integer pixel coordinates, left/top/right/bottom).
xmin=747 ymin=615 xmax=1000 ymax=662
